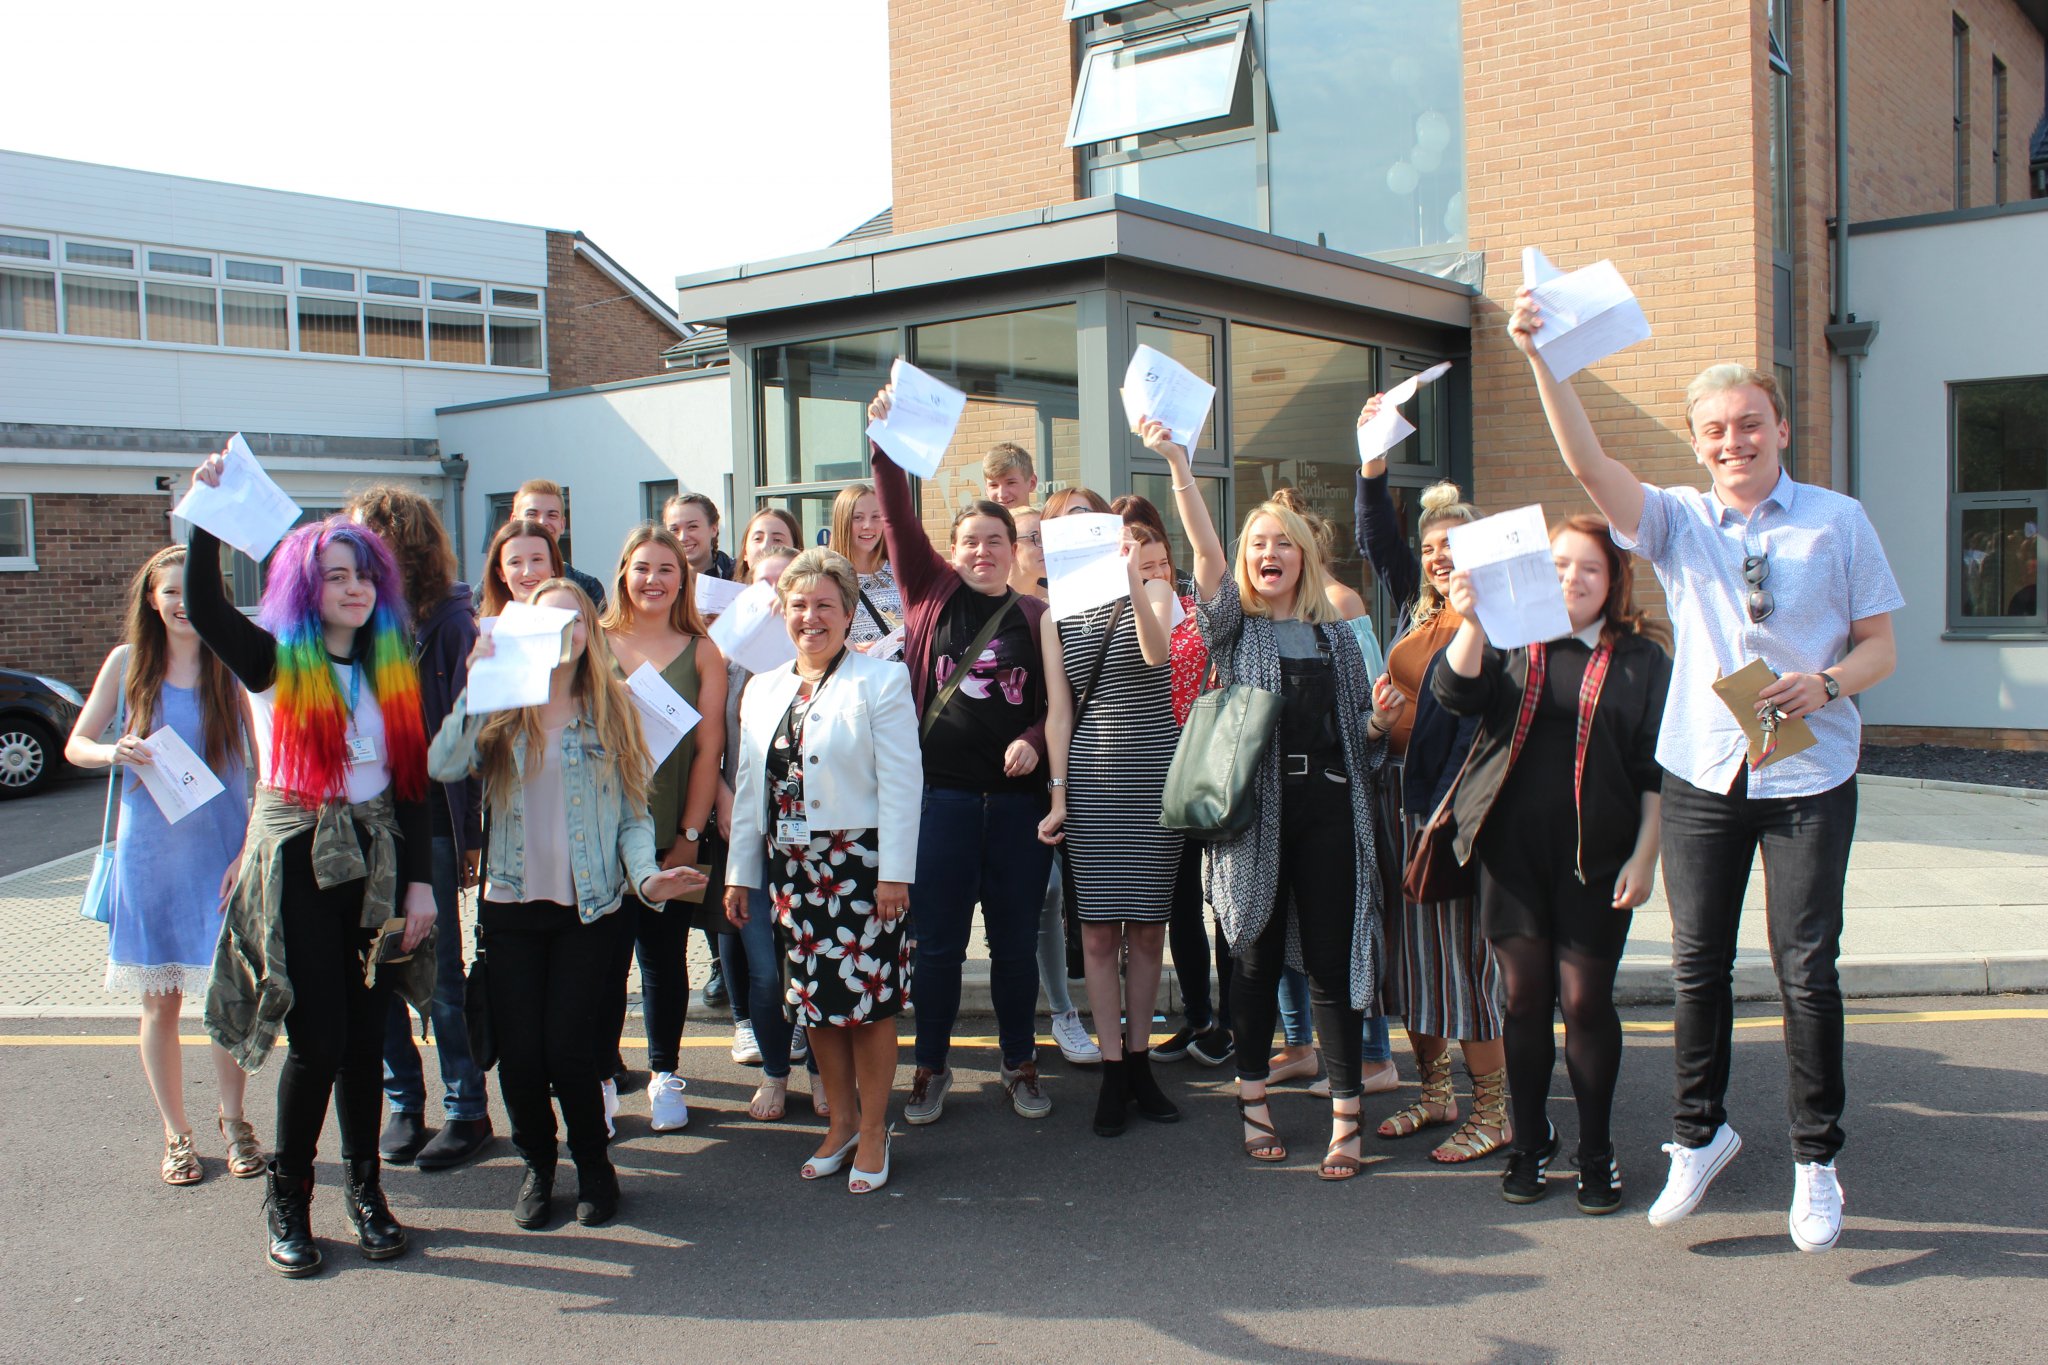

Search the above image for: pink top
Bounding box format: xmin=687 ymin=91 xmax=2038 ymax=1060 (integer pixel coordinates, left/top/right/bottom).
xmin=484 ymin=723 xmax=574 ymax=907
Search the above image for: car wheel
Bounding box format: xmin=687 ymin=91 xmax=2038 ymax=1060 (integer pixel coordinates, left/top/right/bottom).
xmin=0 ymin=718 xmax=58 ymax=799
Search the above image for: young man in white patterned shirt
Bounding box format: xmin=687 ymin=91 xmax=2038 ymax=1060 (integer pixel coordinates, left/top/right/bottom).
xmin=1509 ymin=289 xmax=1902 ymax=1253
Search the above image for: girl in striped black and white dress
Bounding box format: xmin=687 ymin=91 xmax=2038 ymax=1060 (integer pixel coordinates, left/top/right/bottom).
xmin=1037 ymin=522 xmax=1185 ymax=1138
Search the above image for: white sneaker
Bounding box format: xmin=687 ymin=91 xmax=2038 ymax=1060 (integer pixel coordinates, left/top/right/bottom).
xmin=600 ymin=1078 xmax=619 ymax=1138
xmin=1789 ymin=1160 xmax=1845 ymax=1252
xmin=1051 ymin=1010 xmax=1101 ymax=1065
xmin=731 ymin=1021 xmax=763 ymax=1066
xmin=1646 ymin=1123 xmax=1742 ymax=1227
xmin=646 ymin=1071 xmax=690 ymax=1132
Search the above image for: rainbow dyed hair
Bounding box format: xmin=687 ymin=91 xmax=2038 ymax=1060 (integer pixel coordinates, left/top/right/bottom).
xmin=258 ymin=517 xmax=428 ymax=807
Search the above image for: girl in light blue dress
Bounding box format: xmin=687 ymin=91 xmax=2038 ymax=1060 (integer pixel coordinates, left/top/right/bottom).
xmin=67 ymin=547 xmax=256 ymax=1186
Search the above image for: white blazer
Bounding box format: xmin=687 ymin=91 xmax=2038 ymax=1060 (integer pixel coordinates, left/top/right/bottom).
xmin=727 ymin=648 xmax=923 ymax=889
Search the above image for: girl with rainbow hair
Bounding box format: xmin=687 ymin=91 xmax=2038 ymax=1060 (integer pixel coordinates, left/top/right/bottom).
xmin=183 ymin=447 xmax=438 ymax=1279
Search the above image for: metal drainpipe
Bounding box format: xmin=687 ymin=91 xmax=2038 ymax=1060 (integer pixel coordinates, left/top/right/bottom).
xmin=1823 ymin=0 xmax=1877 ymax=498
xmin=439 ymin=454 xmax=468 ymax=568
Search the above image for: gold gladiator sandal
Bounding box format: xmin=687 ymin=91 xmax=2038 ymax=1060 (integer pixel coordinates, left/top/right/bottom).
xmin=1376 ymin=1048 xmax=1456 ymax=1139
xmin=1431 ymin=1065 xmax=1512 ymax=1164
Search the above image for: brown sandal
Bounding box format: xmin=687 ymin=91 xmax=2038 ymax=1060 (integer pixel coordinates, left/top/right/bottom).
xmin=1238 ymin=1096 xmax=1287 ymax=1163
xmin=1430 ymin=1066 xmax=1512 ymax=1164
xmin=161 ymin=1131 xmax=201 ymax=1186
xmin=1377 ymin=1049 xmax=1456 ymax=1139
xmin=219 ymin=1113 xmax=265 ymax=1178
xmin=1321 ymin=1113 xmax=1364 ymax=1182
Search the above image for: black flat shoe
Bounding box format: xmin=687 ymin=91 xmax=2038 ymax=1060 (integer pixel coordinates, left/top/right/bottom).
xmin=513 ymin=1163 xmax=555 ymax=1230
xmin=378 ymin=1111 xmax=428 ymax=1165
xmin=1502 ymin=1126 xmax=1561 ymax=1205
xmin=264 ymin=1162 xmax=322 ymax=1278
xmin=575 ymin=1161 xmax=620 ymax=1227
xmin=416 ymin=1117 xmax=495 ymax=1171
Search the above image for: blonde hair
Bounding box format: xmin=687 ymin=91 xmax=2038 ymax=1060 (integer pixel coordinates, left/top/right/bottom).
xmin=1685 ymin=363 xmax=1785 ymax=432
xmin=983 ymin=443 xmax=1034 ymax=482
xmin=828 ymin=482 xmax=886 ymax=571
xmin=746 ymin=545 xmax=800 ymax=587
xmin=472 ymin=578 xmax=650 ymax=813
xmin=1412 ymin=481 xmax=1480 ymax=630
xmin=1234 ymin=502 xmax=1340 ymax=624
xmin=776 ymin=547 xmax=859 ymax=615
xmin=600 ymin=524 xmax=705 ymax=637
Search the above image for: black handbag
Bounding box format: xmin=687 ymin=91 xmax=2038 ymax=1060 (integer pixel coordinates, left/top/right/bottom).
xmin=464 ymin=943 xmax=496 ymax=1071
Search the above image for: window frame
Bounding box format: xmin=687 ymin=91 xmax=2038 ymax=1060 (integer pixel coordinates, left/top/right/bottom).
xmin=0 ymin=494 xmax=36 ymax=572
xmin=1946 ymin=376 xmax=2048 ymax=638
xmin=1065 ymin=9 xmax=1254 ymax=149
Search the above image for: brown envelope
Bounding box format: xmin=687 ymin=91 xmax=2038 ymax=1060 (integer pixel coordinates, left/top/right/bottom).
xmin=677 ymin=862 xmax=713 ymax=905
xmin=1710 ymin=658 xmax=1816 ymax=770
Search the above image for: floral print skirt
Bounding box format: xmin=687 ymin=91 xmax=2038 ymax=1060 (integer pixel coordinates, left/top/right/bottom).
xmin=768 ymin=828 xmax=911 ymax=1027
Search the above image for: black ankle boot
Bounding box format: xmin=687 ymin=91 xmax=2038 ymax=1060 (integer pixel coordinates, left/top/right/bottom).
xmin=575 ymin=1159 xmax=620 ymax=1227
xmin=343 ymin=1157 xmax=410 ymax=1260
xmin=263 ymin=1162 xmax=322 ymax=1278
xmin=513 ymin=1159 xmax=556 ymax=1230
xmin=1127 ymin=1049 xmax=1182 ymax=1124
xmin=1093 ymin=1058 xmax=1130 ymax=1137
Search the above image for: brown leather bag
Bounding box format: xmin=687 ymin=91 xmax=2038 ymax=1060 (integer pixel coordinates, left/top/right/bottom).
xmin=1400 ymin=747 xmax=1478 ymax=906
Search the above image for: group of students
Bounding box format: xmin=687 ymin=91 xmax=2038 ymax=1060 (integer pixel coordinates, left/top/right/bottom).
xmin=71 ymin=295 xmax=1900 ymax=1275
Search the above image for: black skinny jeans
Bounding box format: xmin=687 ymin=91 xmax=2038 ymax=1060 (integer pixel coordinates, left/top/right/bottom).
xmin=273 ymin=830 xmax=392 ymax=1180
xmin=1167 ymin=838 xmax=1228 ymax=1030
xmin=1663 ymin=769 xmax=1857 ymax=1163
xmin=483 ymin=898 xmax=629 ymax=1170
xmin=1231 ymin=773 xmax=1364 ymax=1098
xmin=598 ymin=894 xmax=689 ymax=1076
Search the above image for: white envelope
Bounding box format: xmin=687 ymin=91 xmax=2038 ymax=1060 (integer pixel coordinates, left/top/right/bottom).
xmin=625 ymin=661 xmax=702 ymax=766
xmin=1120 ymin=343 xmax=1216 ymax=452
xmin=1043 ymin=513 xmax=1131 ymax=622
xmin=466 ymin=601 xmax=576 ymax=714
xmin=865 ymin=358 xmax=967 ymax=479
xmin=1444 ymin=505 xmax=1572 ymax=651
xmin=694 ymin=573 xmax=748 ymax=618
xmin=171 ymin=433 xmax=302 ymax=560
xmin=709 ymin=579 xmax=799 ymax=674
xmin=133 ymin=724 xmax=227 ymax=825
xmin=1357 ymin=361 xmax=1452 ymax=463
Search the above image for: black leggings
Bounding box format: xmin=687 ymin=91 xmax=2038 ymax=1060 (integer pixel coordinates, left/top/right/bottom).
xmin=1230 ymin=775 xmax=1363 ymax=1098
xmin=1493 ymin=935 xmax=1624 ymax=1158
xmin=1167 ymin=839 xmax=1218 ymax=1030
xmin=273 ymin=831 xmax=390 ymax=1180
xmin=485 ymin=899 xmax=628 ymax=1169
xmin=599 ymin=894 xmax=689 ymax=1075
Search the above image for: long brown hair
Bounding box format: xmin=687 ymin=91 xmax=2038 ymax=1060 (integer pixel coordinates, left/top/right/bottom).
xmin=347 ymin=485 xmax=457 ymax=620
xmin=735 ymin=507 xmax=802 ymax=585
xmin=470 ymin=579 xmax=650 ymax=811
xmin=600 ymin=525 xmax=706 ymax=636
xmin=123 ymin=547 xmax=246 ymax=775
xmin=1111 ymin=493 xmax=1175 ymax=579
xmin=1044 ymin=486 xmax=1110 ymax=518
xmin=1551 ymin=513 xmax=1669 ymax=650
xmin=480 ymin=518 xmax=563 ymax=617
xmin=1412 ymin=481 xmax=1480 ymax=630
xmin=829 ymin=482 xmax=887 ymax=572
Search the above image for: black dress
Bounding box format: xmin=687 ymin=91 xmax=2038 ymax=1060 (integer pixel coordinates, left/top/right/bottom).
xmin=764 ymin=678 xmax=911 ymax=1027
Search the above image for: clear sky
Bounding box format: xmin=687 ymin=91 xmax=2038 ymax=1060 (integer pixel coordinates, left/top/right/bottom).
xmin=0 ymin=0 xmax=892 ymax=311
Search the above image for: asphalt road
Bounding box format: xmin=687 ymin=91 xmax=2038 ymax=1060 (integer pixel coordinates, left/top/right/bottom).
xmin=2 ymin=998 xmax=2042 ymax=1363
xmin=0 ymin=770 xmax=103 ymax=876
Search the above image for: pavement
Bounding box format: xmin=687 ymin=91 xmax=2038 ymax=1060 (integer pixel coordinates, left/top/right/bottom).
xmin=4 ymin=773 xmax=2041 ymax=1020
xmin=0 ymin=998 xmax=2043 ymax=1361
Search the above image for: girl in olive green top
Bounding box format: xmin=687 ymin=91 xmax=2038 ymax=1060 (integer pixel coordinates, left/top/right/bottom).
xmin=597 ymin=525 xmax=727 ymax=1134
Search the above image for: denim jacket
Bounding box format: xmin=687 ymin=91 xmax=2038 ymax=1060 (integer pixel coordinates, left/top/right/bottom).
xmin=427 ymin=691 xmax=663 ymax=923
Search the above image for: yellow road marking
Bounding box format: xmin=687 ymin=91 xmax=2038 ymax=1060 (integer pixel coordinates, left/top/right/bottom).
xmin=3 ymin=1007 xmax=2043 ymax=1048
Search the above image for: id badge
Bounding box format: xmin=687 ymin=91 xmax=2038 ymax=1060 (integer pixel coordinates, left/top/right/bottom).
xmin=775 ymin=817 xmax=811 ymax=846
xmin=345 ymin=734 xmax=381 ymax=767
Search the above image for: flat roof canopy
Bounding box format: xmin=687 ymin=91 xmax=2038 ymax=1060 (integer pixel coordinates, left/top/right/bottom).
xmin=674 ymin=195 xmax=1475 ymax=331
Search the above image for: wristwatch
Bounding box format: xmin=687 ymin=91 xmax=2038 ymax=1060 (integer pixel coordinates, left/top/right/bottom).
xmin=681 ymin=825 xmax=702 ymax=843
xmin=1820 ymin=673 xmax=1840 ymax=704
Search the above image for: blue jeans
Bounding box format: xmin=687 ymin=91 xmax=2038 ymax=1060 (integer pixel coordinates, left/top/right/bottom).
xmin=912 ymin=787 xmax=1053 ymax=1072
xmin=718 ymin=884 xmax=794 ymax=1080
xmin=1280 ymin=971 xmax=1393 ymax=1060
xmin=383 ymin=835 xmax=489 ymax=1121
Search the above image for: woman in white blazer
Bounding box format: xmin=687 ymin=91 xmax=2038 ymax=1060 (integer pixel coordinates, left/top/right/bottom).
xmin=725 ymin=547 xmax=921 ymax=1193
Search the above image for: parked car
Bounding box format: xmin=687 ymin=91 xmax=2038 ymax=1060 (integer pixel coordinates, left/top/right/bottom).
xmin=0 ymin=667 xmax=84 ymax=799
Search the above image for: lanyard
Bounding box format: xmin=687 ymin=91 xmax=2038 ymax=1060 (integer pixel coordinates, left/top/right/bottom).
xmin=786 ymin=647 xmax=848 ymax=748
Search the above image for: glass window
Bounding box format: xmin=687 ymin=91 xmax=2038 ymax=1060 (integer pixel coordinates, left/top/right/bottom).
xmin=1951 ymin=379 xmax=2046 ymax=630
xmin=1956 ymin=380 xmax=2048 ymax=493
xmin=1956 ymin=505 xmax=2041 ymax=620
xmin=1228 ymin=322 xmax=1377 ymax=597
xmin=1129 ymin=471 xmax=1226 ymax=581
xmin=297 ymin=296 xmax=359 ymax=355
xmin=761 ymin=492 xmax=842 ymax=553
xmin=148 ymin=250 xmax=212 ymax=278
xmin=223 ymin=289 xmax=289 ymax=349
xmin=489 ymin=315 xmax=543 ymax=369
xmin=0 ymin=495 xmax=33 ymax=570
xmin=641 ymin=479 xmax=679 ymax=523
xmin=367 ymin=274 xmax=419 ymax=297
xmin=144 ymin=282 xmax=218 ymax=344
xmin=1067 ymin=15 xmax=1251 ymax=146
xmin=1133 ymin=321 xmax=1219 ymax=454
xmin=65 ymin=242 xmax=134 ymax=269
xmin=431 ymin=281 xmax=483 ymax=304
xmin=1770 ymin=11 xmax=1792 ymax=255
xmin=757 ymin=329 xmax=898 ymax=486
xmin=429 ymin=309 xmax=485 ymax=364
xmin=63 ymin=275 xmax=140 ymax=338
xmin=493 ymin=288 xmax=540 ymax=310
xmin=1266 ymin=0 xmax=1466 ymax=258
xmin=0 ymin=268 xmax=58 ymax=333
xmin=225 ymin=259 xmax=284 ymax=284
xmin=364 ymin=303 xmax=424 ymax=360
xmin=913 ymin=305 xmax=1082 ymax=524
xmin=1090 ymin=140 xmax=1260 ymax=231
xmin=0 ymin=234 xmax=50 ymax=260
xmin=301 ymin=267 xmax=355 ymax=292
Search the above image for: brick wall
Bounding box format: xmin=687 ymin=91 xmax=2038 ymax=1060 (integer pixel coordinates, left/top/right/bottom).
xmin=889 ymin=0 xmax=1079 ymax=233
xmin=543 ymin=232 xmax=680 ymax=391
xmin=1847 ymin=0 xmax=2045 ymax=221
xmin=0 ymin=494 xmax=175 ymax=691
